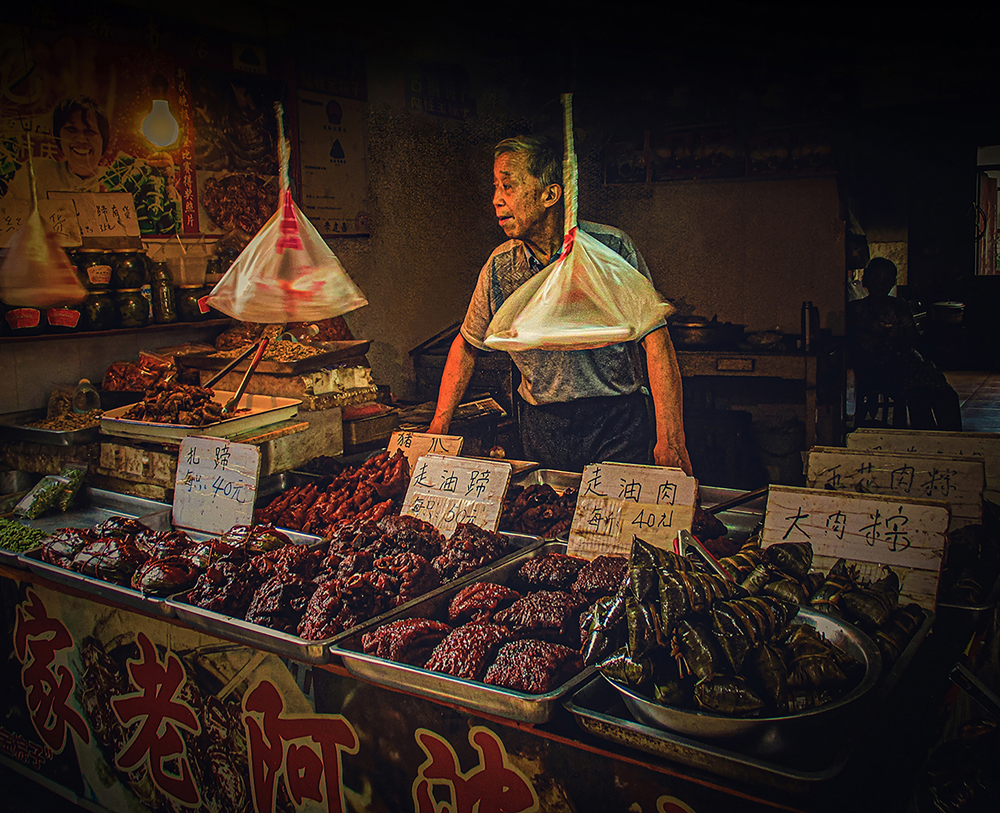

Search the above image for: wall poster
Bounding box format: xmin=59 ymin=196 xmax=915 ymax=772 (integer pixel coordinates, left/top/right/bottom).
xmin=0 ymin=23 xmax=195 ymax=245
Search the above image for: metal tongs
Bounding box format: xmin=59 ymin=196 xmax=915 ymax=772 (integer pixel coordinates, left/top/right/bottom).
xmin=220 ymin=337 xmax=270 ymax=416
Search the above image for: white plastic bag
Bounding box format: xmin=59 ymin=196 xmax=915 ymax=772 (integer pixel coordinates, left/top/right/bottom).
xmin=0 ymin=208 xmax=86 ymax=308
xmin=205 ymin=190 xmax=367 ymax=322
xmin=484 ymin=94 xmax=671 ymax=351
xmin=204 ymin=104 xmax=367 ymax=323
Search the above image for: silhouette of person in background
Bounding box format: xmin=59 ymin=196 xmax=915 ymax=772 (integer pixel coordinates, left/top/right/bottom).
xmin=847 ymin=257 xmax=962 ymax=431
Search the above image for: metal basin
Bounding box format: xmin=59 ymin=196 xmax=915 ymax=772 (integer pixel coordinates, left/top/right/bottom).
xmin=605 ymin=607 xmax=881 ymax=747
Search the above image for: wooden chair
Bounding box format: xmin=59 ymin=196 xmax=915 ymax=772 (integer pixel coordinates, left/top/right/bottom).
xmin=854 ymin=378 xmax=908 ymax=428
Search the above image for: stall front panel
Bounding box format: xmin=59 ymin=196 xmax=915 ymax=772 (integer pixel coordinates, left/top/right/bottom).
xmin=0 ymin=569 xmax=807 ymax=813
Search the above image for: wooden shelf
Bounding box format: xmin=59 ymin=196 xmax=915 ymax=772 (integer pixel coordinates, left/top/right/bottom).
xmin=2 ymin=319 xmax=230 ymax=344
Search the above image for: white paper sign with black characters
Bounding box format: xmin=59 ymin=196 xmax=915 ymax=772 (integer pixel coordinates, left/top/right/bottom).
xmin=173 ymin=436 xmax=260 ymax=535
xmin=568 ymin=462 xmax=697 ymax=560
xmin=761 ymin=485 xmax=950 ymax=610
xmin=400 ymin=454 xmax=512 ymax=535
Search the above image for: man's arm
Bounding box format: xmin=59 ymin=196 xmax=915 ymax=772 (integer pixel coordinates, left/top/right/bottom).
xmin=642 ymin=326 xmax=693 ymax=474
xmin=428 ymin=333 xmax=480 ymax=434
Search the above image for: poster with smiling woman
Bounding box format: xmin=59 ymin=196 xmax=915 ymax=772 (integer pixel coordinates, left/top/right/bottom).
xmin=0 ymin=24 xmax=196 ymax=245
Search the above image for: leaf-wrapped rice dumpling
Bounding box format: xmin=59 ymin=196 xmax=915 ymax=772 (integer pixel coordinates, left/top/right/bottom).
xmin=763 ymin=541 xmax=813 ymax=580
xmin=581 ymin=590 xmax=629 ymax=666
xmin=675 ymin=618 xmax=728 ymax=682
xmin=840 ymin=567 xmax=899 ymax=630
xmin=598 ymin=645 xmax=653 ymax=688
xmin=693 ymin=675 xmax=765 ymax=717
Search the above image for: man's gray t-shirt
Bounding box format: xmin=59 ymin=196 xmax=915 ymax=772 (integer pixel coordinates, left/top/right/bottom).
xmin=461 ymin=221 xmax=665 ymax=406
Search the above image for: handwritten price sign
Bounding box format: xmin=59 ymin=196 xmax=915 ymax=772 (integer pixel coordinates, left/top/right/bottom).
xmin=567 ymin=463 xmax=697 ymax=559
xmin=400 ymin=454 xmax=511 ymax=535
xmin=173 ymin=437 xmax=261 ymax=535
xmin=761 ymin=485 xmax=950 ymax=610
xmin=387 ymin=431 xmax=463 ymax=474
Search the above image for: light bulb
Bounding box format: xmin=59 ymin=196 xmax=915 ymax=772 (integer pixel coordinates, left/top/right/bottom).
xmin=142 ymin=99 xmax=179 ymax=148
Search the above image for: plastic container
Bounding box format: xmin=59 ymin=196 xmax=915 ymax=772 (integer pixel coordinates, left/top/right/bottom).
xmin=167 ymin=253 xmax=208 ymax=287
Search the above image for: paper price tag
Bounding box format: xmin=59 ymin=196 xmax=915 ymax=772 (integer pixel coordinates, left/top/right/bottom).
xmin=567 ymin=463 xmax=697 ymax=559
xmin=806 ymin=446 xmax=984 ymax=530
xmin=173 ymin=437 xmax=261 ymax=535
xmin=400 ymin=454 xmax=511 ymax=535
xmin=847 ymin=428 xmax=1000 ymax=498
xmin=387 ymin=431 xmax=463 ymax=474
xmin=47 ymin=191 xmax=140 ymax=238
xmin=761 ymin=485 xmax=950 ymax=610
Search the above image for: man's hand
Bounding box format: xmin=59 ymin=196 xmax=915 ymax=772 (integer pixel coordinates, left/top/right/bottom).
xmin=654 ymin=436 xmax=693 ymax=474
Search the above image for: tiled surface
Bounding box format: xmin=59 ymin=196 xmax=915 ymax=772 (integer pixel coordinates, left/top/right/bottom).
xmin=945 ymin=371 xmax=1000 ymax=433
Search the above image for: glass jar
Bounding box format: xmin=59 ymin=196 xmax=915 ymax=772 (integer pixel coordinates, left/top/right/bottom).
xmin=150 ymin=263 xmax=177 ymax=324
xmin=176 ymin=285 xmax=208 ymax=322
xmin=76 ymin=249 xmax=113 ymax=289
xmin=114 ymin=288 xmax=151 ymax=328
xmin=45 ymin=306 xmax=82 ymax=333
xmin=112 ymin=249 xmax=146 ymax=289
xmin=82 ymin=289 xmax=115 ymax=331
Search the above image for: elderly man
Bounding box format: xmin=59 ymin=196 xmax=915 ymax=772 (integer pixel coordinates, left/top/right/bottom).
xmin=429 ymin=134 xmax=691 ymax=474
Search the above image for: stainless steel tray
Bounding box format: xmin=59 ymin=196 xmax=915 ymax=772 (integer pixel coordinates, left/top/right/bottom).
xmin=100 ymin=391 xmax=300 ymax=443
xmin=564 ymin=607 xmax=933 ymax=794
xmin=0 ymin=409 xmax=99 ymax=446
xmin=511 ymin=469 xmax=580 ymax=494
xmin=332 ymin=540 xmax=594 ymax=723
xmin=21 ymin=547 xmax=175 ymax=617
xmin=167 ymin=531 xmax=544 ymax=665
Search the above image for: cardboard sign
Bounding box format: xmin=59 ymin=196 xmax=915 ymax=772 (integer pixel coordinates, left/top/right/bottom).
xmin=387 ymin=431 xmax=463 ymax=474
xmin=806 ymin=446 xmax=984 ymax=531
xmin=847 ymin=428 xmax=1000 ymax=498
xmin=47 ymin=191 xmax=140 ymax=239
xmin=0 ymin=198 xmax=81 ymax=247
xmin=400 ymin=454 xmax=511 ymax=535
xmin=762 ymin=485 xmax=950 ymax=610
xmin=567 ymin=463 xmax=697 ymax=559
xmin=173 ymin=437 xmax=261 ymax=535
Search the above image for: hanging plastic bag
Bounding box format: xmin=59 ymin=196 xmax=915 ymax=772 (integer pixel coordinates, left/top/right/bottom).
xmin=484 ymin=94 xmax=672 ymax=351
xmin=0 ymin=136 xmax=86 ymax=308
xmin=205 ymin=104 xmax=367 ymax=323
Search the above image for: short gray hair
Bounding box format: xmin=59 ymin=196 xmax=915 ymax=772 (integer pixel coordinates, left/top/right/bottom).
xmin=494 ymin=134 xmax=561 ymax=188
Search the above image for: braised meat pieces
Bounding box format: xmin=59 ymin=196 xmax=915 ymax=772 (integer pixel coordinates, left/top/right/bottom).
xmin=423 ymin=623 xmax=515 ymax=680
xmin=484 ymin=639 xmax=584 ymax=693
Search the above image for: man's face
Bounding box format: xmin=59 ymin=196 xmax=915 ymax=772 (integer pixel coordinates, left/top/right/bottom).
xmin=492 ymin=151 xmax=549 ymax=242
xmin=59 ymin=109 xmax=104 ymax=178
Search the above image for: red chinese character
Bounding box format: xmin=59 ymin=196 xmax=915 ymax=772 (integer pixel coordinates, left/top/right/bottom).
xmin=111 ymin=632 xmax=201 ymax=807
xmin=243 ymin=679 xmax=359 ymax=813
xmin=412 ymin=726 xmax=537 ymax=813
xmin=13 ymin=588 xmax=90 ymax=753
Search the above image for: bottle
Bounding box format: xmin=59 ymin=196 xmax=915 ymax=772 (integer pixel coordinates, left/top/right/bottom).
xmin=800 ymin=301 xmax=818 ymax=351
xmin=73 ymin=378 xmax=101 ymax=413
xmin=150 ymin=262 xmax=177 ymax=324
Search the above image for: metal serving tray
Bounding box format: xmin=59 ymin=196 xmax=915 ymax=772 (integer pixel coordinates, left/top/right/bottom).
xmin=0 ymin=409 xmax=99 ymax=446
xmin=100 ymin=392 xmax=300 ymax=444
xmin=21 ymin=547 xmax=175 ymax=617
xmin=3 ymin=488 xmax=173 ymax=571
xmin=564 ymin=607 xmax=933 ymax=794
xmin=332 ymin=540 xmax=594 ymax=724
xmin=167 ymin=531 xmax=543 ymax=665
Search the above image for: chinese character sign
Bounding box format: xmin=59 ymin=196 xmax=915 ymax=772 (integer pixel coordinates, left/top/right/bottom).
xmin=243 ymin=679 xmax=359 ymax=813
xmin=388 ymin=431 xmax=464 ymax=475
xmin=173 ymin=437 xmax=260 ymax=535
xmin=568 ymin=463 xmax=696 ymax=559
xmin=13 ymin=588 xmax=90 ymax=753
xmin=401 ymin=455 xmax=511 ymax=535
xmin=761 ymin=485 xmax=949 ymax=610
xmin=111 ymin=632 xmax=201 ymax=806
xmin=412 ymin=726 xmax=537 ymax=813
xmin=807 ymin=447 xmax=985 ymax=531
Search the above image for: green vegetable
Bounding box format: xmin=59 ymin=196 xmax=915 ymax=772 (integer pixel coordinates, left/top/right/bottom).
xmin=0 ymin=518 xmax=47 ymax=553
xmin=58 ymin=464 xmax=88 ymax=512
xmin=14 ymin=475 xmax=70 ymax=520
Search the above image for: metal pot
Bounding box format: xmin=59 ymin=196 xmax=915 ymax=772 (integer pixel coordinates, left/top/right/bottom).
xmin=667 ymin=316 xmax=745 ymax=349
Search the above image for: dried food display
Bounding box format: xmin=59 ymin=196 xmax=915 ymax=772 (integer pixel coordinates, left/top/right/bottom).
xmin=202 ymin=173 xmax=277 ymax=235
xmin=515 ymin=551 xmax=587 ymax=592
xmin=254 ymin=450 xmax=409 ymax=537
xmin=102 ymin=355 xmax=175 ymax=394
xmin=185 ymin=510 xmax=517 ymax=642
xmin=35 ymin=516 xmax=297 ymax=599
xmin=500 ymin=483 xmax=578 ymax=538
xmin=120 ymin=381 xmax=225 ymax=425
xmin=589 ymin=535 xmax=920 ymax=721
